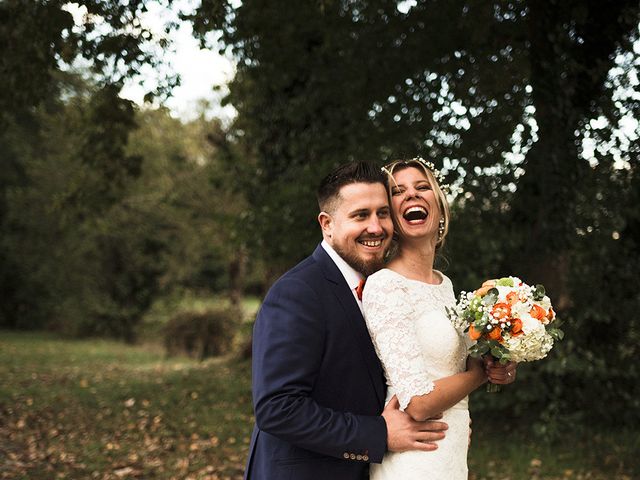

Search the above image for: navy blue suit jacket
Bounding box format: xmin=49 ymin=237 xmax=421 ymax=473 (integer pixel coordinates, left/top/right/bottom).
xmin=244 ymin=244 xmax=388 ymax=480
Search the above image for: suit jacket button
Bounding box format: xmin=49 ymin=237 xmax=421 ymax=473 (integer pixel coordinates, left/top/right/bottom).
xmin=350 ymin=453 xmax=356 ymax=460
xmin=363 ymin=455 xmax=369 ymax=461
xmin=343 ymin=453 xmax=349 ymax=459
xmin=356 ymin=455 xmax=363 ymax=461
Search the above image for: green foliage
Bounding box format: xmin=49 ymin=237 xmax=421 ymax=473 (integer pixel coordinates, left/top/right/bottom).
xmin=186 ymin=0 xmax=640 ymax=429
xmin=0 ymin=82 xmax=155 ymax=339
xmin=163 ymin=307 xmax=242 ymax=360
xmin=0 ymin=0 xmax=175 ymax=117
xmin=0 ymin=0 xmax=73 ymax=114
xmin=190 ymin=0 xmax=418 ymax=271
xmin=0 ymin=0 xmax=183 ymax=337
xmin=0 ymin=73 xmax=251 ymax=339
xmin=191 ymin=0 xmax=639 ymax=265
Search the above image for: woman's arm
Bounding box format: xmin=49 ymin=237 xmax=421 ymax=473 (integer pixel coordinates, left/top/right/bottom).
xmin=405 ymin=357 xmax=486 ymax=421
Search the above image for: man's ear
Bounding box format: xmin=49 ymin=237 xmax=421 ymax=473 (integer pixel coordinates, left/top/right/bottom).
xmin=318 ymin=211 xmax=333 ymax=239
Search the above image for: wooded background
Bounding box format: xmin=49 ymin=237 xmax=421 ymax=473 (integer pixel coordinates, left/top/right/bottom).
xmin=1 ymin=0 xmax=638 ymax=432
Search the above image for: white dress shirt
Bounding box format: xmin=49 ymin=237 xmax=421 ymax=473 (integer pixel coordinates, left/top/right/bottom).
xmin=321 ymin=240 xmax=365 ymax=314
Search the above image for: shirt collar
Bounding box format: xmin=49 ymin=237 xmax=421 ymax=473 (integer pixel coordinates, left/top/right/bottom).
xmin=321 ymin=240 xmax=364 ymax=291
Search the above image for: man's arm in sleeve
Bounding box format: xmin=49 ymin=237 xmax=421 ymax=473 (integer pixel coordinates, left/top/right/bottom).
xmin=251 ymin=276 xmax=387 ymax=462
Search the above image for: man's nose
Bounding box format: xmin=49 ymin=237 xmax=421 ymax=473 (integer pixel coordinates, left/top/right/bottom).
xmin=366 ymin=215 xmax=384 ymax=234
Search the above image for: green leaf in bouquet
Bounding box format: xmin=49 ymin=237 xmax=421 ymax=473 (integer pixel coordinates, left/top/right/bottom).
xmin=533 ymin=284 xmax=546 ymax=301
xmin=470 ymin=296 xmax=483 ymax=312
xmin=468 ymin=345 xmax=481 ymax=358
xmin=463 ymin=310 xmax=475 ymax=322
xmin=490 ymin=343 xmax=510 ymax=362
xmin=469 ymin=342 xmax=490 ymax=357
xmin=482 ymin=288 xmax=499 ymax=306
xmin=496 ymin=277 xmax=514 ymax=287
xmin=547 ymin=327 xmax=565 ymax=341
xmin=445 ymin=306 xmax=455 ymax=319
xmin=473 ymin=317 xmax=489 ymax=331
xmin=499 ymin=351 xmax=512 ymax=364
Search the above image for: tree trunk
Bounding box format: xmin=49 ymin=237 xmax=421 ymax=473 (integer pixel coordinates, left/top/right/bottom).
xmin=228 ymin=245 xmax=247 ymax=308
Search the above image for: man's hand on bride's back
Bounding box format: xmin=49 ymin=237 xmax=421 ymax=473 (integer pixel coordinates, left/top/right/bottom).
xmin=382 ymin=395 xmax=448 ymax=453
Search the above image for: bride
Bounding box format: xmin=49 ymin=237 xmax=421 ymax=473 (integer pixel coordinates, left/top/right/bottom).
xmin=362 ymin=158 xmax=516 ymax=479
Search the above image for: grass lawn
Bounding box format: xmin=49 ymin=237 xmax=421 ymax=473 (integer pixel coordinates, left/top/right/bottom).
xmin=1 ymin=332 xmax=637 ymax=479
xmin=0 ymin=331 xmax=253 ymax=479
xmin=468 ymin=418 xmax=638 ymax=480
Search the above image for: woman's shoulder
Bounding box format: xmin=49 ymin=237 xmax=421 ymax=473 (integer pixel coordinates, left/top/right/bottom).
xmin=367 ymin=268 xmax=404 ymax=284
xmin=370 ymin=268 xmax=453 ymax=287
xmin=364 ymin=269 xmax=410 ymax=297
xmin=435 ymin=270 xmax=453 ymax=287
xmin=433 ymin=271 xmax=456 ymax=302
xmin=362 ymin=269 xmax=413 ymax=318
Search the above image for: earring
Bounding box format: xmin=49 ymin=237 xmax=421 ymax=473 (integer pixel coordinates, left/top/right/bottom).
xmin=437 ymin=216 xmax=445 ymax=242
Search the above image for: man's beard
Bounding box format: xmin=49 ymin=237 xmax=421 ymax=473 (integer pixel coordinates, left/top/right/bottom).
xmin=333 ymin=244 xmax=386 ymax=277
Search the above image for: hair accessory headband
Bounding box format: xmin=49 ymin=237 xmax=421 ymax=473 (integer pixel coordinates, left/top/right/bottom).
xmin=382 ymin=157 xmax=450 ymax=193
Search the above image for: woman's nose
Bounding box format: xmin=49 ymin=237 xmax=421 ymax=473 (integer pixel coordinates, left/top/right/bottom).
xmin=404 ymin=187 xmax=418 ymax=199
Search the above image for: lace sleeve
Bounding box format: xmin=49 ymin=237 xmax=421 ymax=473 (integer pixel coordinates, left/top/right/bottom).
xmin=362 ymin=272 xmax=435 ymax=411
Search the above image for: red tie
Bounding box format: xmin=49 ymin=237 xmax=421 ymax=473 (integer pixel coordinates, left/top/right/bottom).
xmin=355 ymin=278 xmax=366 ymax=301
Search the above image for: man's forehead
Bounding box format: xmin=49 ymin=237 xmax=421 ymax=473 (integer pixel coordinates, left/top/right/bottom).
xmin=338 ymin=181 xmax=386 ymax=196
xmin=337 ymin=182 xmax=388 ymax=208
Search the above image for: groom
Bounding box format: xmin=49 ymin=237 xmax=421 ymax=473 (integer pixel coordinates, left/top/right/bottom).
xmin=244 ymin=162 xmax=448 ymax=479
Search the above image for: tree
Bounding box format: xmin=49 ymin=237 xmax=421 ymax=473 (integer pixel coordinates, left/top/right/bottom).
xmin=0 ymin=0 xmax=177 ymax=335
xmin=126 ymin=107 xmax=251 ymax=306
xmin=0 ymin=77 xmax=157 ymax=339
xmin=187 ymin=0 xmax=640 ymax=426
xmin=0 ymin=0 xmax=175 ymax=117
xmin=188 ymin=0 xmax=638 ymax=271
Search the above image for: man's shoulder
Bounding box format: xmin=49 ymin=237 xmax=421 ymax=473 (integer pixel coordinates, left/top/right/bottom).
xmin=264 ymin=246 xmax=340 ymax=299
xmin=276 ymin=253 xmax=324 ymax=287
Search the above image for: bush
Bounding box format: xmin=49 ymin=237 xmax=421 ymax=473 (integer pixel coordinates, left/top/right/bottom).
xmin=163 ymin=307 xmax=241 ymax=360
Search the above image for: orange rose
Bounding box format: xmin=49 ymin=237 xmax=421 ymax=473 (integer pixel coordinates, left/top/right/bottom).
xmin=468 ymin=324 xmax=482 ymax=340
xmin=474 ymin=286 xmax=492 ymax=297
xmin=511 ymin=318 xmax=523 ymax=336
xmin=487 ymin=327 xmax=503 ymax=342
xmin=506 ymin=291 xmax=519 ymax=305
xmin=529 ymin=304 xmax=546 ymax=321
xmin=491 ymin=302 xmax=512 ymax=320
xmin=547 ymin=307 xmax=555 ymax=320
xmin=474 ymin=280 xmax=497 ymax=297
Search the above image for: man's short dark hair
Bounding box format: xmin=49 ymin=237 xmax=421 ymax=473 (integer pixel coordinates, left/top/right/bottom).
xmin=316 ymin=162 xmax=386 ymax=213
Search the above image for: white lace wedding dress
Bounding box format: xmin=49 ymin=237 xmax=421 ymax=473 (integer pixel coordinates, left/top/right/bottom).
xmin=362 ymin=268 xmax=470 ymax=480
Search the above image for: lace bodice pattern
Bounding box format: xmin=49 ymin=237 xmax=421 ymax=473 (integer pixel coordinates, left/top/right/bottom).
xmin=362 ymin=268 xmax=467 ymax=410
xmin=362 ymin=268 xmax=471 ymax=480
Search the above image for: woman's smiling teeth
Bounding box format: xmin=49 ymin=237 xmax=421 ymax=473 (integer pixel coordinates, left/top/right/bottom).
xmin=403 ymin=206 xmax=428 ymax=223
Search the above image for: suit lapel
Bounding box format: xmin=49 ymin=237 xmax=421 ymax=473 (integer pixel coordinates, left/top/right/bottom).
xmin=313 ymin=245 xmax=386 ymax=409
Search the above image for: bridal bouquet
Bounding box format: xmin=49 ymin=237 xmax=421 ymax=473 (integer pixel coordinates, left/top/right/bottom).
xmin=447 ymin=277 xmax=564 ymax=392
